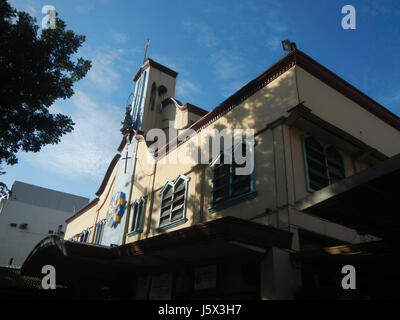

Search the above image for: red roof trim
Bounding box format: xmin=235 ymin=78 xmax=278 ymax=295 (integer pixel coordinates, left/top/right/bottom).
xmin=295 ymin=50 xmax=400 ymax=130
xmin=154 ymin=52 xmax=296 ymax=159
xmin=133 ymin=58 xmax=178 ymax=82
xmin=149 ymin=49 xmax=400 ymax=160
xmin=95 ymin=154 xmax=121 ymax=197
xmin=117 ymin=136 xmax=127 ymax=153
xmin=161 ymin=97 xmax=208 ymax=116
xmin=186 ymin=103 xmax=208 ymax=117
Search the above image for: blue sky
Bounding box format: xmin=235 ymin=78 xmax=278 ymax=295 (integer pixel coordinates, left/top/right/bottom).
xmin=3 ymin=0 xmax=400 ymax=200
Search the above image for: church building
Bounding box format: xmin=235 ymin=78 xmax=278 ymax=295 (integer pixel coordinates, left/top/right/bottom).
xmin=21 ymin=48 xmax=400 ymax=299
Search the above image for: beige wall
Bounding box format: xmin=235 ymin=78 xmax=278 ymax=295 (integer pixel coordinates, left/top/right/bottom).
xmin=65 ymin=64 xmax=399 ymax=248
xmin=284 ymin=125 xmax=369 ymax=202
xmin=296 ymin=66 xmax=400 ymax=157
xmin=64 ymin=204 xmax=97 ymax=241
xmin=140 ymin=66 xmax=177 ymax=135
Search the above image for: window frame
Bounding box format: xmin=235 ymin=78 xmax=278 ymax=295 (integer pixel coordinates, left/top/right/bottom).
xmin=208 ymin=142 xmax=257 ymax=213
xmin=302 ymin=135 xmax=346 ymax=193
xmin=128 ymin=197 xmax=146 ymax=237
xmin=93 ymin=219 xmax=106 ymax=245
xmin=156 ymin=174 xmax=190 ymax=232
xmin=79 ymin=228 xmax=90 ymax=243
xmin=149 ymin=82 xmax=157 ymax=110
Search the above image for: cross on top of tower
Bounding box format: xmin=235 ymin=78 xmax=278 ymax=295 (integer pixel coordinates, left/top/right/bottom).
xmin=143 ymin=39 xmax=151 ymax=63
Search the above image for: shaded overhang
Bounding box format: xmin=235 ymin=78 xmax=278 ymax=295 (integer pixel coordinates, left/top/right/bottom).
xmin=20 ymin=236 xmax=122 ymax=283
xmin=293 ymin=240 xmax=400 ymax=282
xmin=295 ymin=153 xmax=400 ymax=240
xmin=285 ymin=104 xmax=388 ymax=166
xmin=114 ymin=216 xmax=293 ymax=267
xmin=21 ymin=217 xmax=292 ymax=280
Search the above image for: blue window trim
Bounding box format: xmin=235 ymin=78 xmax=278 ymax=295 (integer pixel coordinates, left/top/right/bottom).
xmin=302 ymin=135 xmax=347 ymax=193
xmin=208 ymin=142 xmax=256 ymax=213
xmin=79 ymin=228 xmax=90 ymax=243
xmin=132 ymin=71 xmax=147 ymax=130
xmin=156 ymin=174 xmax=190 ymax=232
xmin=208 ymin=191 xmax=257 ymax=213
xmin=128 ymin=197 xmax=146 ymax=237
xmin=93 ymin=219 xmax=105 ymax=244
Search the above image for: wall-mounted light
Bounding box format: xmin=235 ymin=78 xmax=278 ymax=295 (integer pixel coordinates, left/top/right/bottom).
xmin=281 ymin=40 xmax=297 ymax=52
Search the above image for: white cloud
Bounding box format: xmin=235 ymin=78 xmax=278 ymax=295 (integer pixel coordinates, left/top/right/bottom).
xmin=266 ymin=36 xmax=283 ymax=52
xmin=22 ymin=91 xmax=122 ymax=182
xmin=176 ymin=79 xmax=200 ymax=102
xmin=150 ymin=54 xmax=178 ymax=70
xmin=110 ymin=32 xmax=128 ymax=45
xmin=75 ymin=3 xmax=95 ymax=14
xmin=9 ymin=0 xmax=37 ymax=17
xmin=210 ymin=50 xmax=249 ymax=98
xmin=211 ymin=50 xmax=245 ymax=81
xmin=183 ymin=20 xmax=217 ymax=48
xmin=86 ymin=48 xmax=125 ymax=92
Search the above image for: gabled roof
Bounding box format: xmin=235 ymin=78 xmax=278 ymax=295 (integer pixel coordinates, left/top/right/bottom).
xmin=153 ymin=49 xmax=400 ymax=159
xmin=133 ymin=58 xmax=178 ymax=82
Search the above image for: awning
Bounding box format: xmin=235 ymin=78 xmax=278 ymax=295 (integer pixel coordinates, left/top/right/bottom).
xmin=20 ymin=236 xmax=125 ymax=284
xmin=21 ymin=217 xmax=293 ymax=280
xmin=295 ymin=153 xmax=400 ymax=240
xmin=114 ymin=216 xmax=293 ymax=267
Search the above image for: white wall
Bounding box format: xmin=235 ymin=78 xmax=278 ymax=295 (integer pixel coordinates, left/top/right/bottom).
xmin=0 ymin=200 xmax=74 ymax=267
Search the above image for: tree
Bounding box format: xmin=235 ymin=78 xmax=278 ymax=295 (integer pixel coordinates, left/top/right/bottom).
xmin=0 ymin=0 xmax=91 ymax=198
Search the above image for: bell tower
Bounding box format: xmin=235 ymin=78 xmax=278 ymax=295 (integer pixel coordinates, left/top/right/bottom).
xmin=130 ymin=58 xmax=178 ymax=134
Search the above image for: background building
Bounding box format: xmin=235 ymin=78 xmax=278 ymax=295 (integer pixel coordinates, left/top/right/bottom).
xmin=0 ymin=181 xmax=89 ymax=267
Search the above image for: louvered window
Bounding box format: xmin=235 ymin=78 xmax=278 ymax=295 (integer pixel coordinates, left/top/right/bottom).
xmin=210 ymin=142 xmax=256 ymax=212
xmin=158 ymin=175 xmax=189 ymax=230
xmin=93 ymin=219 xmax=105 ymax=244
xmin=303 ymin=136 xmax=346 ymax=192
xmin=129 ymin=197 xmax=146 ymax=235
xmin=79 ymin=229 xmax=90 ymax=243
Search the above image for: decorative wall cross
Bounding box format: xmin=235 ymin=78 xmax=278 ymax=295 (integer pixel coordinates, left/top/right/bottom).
xmin=122 ymin=151 xmax=132 ymax=174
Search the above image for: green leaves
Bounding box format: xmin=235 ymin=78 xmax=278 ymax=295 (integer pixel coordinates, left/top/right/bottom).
xmin=0 ymin=0 xmax=91 ymax=197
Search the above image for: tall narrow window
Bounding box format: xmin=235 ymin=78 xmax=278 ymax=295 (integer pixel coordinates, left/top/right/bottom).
xmin=129 ymin=197 xmax=146 ymax=235
xmin=93 ymin=219 xmax=105 ymax=245
xmin=149 ymin=82 xmax=157 ymax=110
xmin=304 ymin=137 xmax=329 ymax=190
xmin=303 ymin=136 xmax=346 ymax=192
xmin=132 ymin=71 xmax=147 ymax=130
xmin=209 ymin=142 xmax=256 ymax=212
xmin=79 ymin=229 xmax=90 ymax=243
xmin=158 ymin=175 xmax=189 ymax=230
